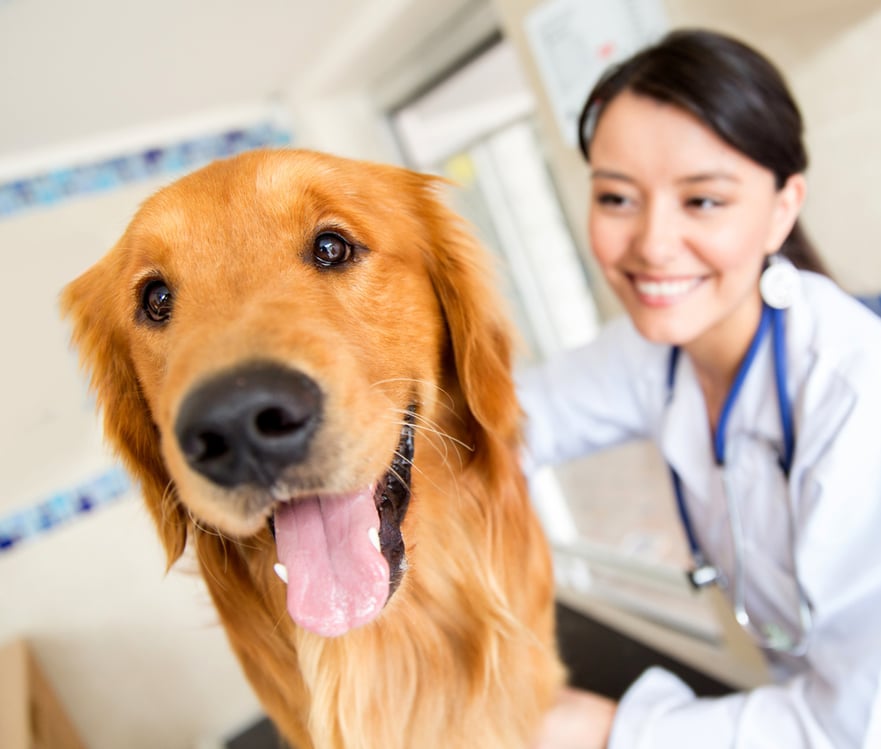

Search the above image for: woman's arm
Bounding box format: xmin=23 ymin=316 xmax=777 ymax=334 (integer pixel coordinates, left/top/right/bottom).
xmin=516 ymin=317 xmax=664 ymax=472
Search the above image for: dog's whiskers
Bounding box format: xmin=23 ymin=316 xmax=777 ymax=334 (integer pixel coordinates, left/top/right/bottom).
xmin=387 ymin=463 xmax=409 ymax=491
xmin=411 ymin=410 xmax=473 ymax=452
xmin=388 ymin=407 xmax=473 ymax=455
xmin=388 ymin=411 xmax=471 ymax=482
xmin=384 ymin=411 xmax=468 ymax=499
xmin=188 ymin=515 xmax=232 ymax=555
xmin=370 ymin=377 xmax=465 ymax=426
xmin=390 ymin=447 xmax=464 ymax=504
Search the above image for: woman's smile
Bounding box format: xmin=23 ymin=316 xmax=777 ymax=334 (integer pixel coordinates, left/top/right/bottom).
xmin=628 ymin=274 xmax=706 ymax=307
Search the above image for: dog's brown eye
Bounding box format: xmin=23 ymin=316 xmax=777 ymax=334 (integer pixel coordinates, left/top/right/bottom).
xmin=141 ymin=279 xmax=173 ymax=323
xmin=313 ymin=232 xmax=353 ymax=268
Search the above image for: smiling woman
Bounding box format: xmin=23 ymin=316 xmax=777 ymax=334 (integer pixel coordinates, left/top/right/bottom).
xmin=520 ymin=28 xmax=881 ymax=749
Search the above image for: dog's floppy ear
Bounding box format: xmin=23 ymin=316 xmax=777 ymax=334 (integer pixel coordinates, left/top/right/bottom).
xmin=420 ymin=181 xmax=521 ymax=447
xmin=61 ymin=249 xmax=188 ymax=567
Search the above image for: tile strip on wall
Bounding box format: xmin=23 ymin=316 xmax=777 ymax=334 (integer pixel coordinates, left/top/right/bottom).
xmin=0 ymin=467 xmax=131 ymax=553
xmin=0 ymin=121 xmax=292 ymax=219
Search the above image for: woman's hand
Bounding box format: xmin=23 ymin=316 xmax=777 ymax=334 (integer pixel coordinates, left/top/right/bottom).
xmin=533 ymin=686 xmax=618 ymax=749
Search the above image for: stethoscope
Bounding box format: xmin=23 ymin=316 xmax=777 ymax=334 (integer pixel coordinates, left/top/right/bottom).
xmin=667 ymin=301 xmax=814 ymax=655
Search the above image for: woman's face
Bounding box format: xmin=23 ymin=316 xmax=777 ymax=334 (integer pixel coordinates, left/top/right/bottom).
xmin=588 ymin=90 xmax=804 ymax=351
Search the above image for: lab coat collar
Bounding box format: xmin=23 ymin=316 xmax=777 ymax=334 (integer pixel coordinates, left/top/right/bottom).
xmin=660 ymin=302 xmax=795 ymax=503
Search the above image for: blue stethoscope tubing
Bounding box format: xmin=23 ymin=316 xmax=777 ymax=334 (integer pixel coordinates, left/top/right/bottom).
xmin=667 ymin=302 xmax=812 ymax=654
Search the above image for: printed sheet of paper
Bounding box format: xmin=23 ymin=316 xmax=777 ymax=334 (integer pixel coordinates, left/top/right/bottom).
xmin=524 ymin=0 xmax=668 ymax=147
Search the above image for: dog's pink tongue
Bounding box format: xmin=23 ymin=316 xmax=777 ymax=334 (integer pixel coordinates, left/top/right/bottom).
xmin=274 ymin=489 xmax=389 ymax=637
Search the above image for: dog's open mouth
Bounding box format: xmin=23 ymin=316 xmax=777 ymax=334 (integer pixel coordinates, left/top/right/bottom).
xmin=270 ymin=408 xmax=414 ymax=637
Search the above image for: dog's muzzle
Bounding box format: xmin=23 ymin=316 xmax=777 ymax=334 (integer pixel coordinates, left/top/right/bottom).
xmin=173 ymin=360 xmax=415 ymax=637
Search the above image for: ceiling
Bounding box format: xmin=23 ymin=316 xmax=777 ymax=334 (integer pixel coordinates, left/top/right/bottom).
xmin=0 ymin=0 xmax=491 ymax=176
xmin=10 ymin=0 xmax=874 ymax=184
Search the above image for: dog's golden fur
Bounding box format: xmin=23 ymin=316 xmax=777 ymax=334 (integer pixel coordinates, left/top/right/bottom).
xmin=62 ymin=149 xmax=564 ymax=749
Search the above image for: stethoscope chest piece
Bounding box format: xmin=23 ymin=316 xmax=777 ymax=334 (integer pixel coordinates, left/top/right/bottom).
xmin=760 ymin=621 xmax=797 ymax=653
xmin=687 ymin=562 xmax=724 ymax=590
xmin=760 ymin=254 xmax=800 ymax=310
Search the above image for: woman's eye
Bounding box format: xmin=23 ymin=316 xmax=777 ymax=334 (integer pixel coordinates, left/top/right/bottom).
xmin=686 ymin=196 xmax=724 ymax=210
xmin=141 ymin=279 xmax=173 ymax=323
xmin=313 ymin=232 xmax=353 ymax=268
xmin=595 ymin=192 xmax=631 ymax=208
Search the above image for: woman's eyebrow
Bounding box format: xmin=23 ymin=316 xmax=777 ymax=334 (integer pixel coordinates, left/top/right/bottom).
xmin=590 ymin=169 xmax=741 ymax=184
xmin=591 ymin=169 xmax=634 ymax=182
xmin=676 ymin=171 xmax=741 ymax=184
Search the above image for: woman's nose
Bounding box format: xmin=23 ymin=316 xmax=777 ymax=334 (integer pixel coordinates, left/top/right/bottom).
xmin=633 ymin=202 xmax=680 ymax=265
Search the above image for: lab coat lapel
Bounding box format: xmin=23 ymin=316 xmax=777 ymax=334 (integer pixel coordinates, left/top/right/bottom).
xmin=660 ymin=336 xmax=780 ymax=504
xmin=659 ymin=339 xmax=778 ymax=578
xmin=659 ymin=352 xmax=715 ymax=504
xmin=729 ymin=340 xmax=780 ymax=460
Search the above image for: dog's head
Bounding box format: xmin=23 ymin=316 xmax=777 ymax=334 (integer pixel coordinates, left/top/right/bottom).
xmin=61 ymin=149 xmax=520 ymax=636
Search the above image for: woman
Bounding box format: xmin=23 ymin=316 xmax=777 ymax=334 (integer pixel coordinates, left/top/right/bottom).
xmin=520 ymin=29 xmax=881 ymax=748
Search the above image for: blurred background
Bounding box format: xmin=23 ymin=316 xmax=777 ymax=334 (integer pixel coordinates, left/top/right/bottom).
xmin=0 ymin=0 xmax=879 ymax=746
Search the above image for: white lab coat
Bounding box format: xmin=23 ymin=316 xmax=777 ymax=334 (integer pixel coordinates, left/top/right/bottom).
xmin=517 ymin=271 xmax=881 ymax=748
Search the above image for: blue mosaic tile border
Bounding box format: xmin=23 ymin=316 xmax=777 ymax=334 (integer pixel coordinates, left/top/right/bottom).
xmin=0 ymin=467 xmax=131 ymax=553
xmin=0 ymin=121 xmax=292 ymax=219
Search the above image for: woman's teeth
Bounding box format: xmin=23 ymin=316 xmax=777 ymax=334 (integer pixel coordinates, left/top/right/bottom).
xmin=634 ymin=277 xmax=701 ymax=298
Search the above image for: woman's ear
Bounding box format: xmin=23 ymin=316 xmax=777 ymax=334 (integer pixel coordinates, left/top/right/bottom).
xmin=767 ymin=173 xmax=807 ymax=254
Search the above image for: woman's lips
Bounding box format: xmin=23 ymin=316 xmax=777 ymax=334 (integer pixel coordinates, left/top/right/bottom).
xmin=629 ymin=274 xmax=704 ymax=307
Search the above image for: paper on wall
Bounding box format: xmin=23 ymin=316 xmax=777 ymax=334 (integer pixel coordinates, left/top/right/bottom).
xmin=524 ymin=0 xmax=668 ymax=148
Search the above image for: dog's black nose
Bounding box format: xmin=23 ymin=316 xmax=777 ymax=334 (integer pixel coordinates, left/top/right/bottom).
xmin=174 ymin=362 xmax=323 ymax=488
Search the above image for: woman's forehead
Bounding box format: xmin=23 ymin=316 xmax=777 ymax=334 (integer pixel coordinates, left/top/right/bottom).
xmin=589 ymin=91 xmax=772 ymax=187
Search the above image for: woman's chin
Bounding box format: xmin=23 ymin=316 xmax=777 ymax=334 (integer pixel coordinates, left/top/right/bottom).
xmin=624 ymin=305 xmax=694 ymax=347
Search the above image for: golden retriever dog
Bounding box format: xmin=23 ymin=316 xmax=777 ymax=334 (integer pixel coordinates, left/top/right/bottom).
xmin=62 ymin=149 xmax=564 ymax=749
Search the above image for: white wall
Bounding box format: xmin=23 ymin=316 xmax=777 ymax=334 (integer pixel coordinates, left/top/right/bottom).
xmin=3 ymin=181 xmax=146 ymax=509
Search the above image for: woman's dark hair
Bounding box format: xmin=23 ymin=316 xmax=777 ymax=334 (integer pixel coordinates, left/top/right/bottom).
xmin=578 ymin=28 xmax=828 ymax=275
